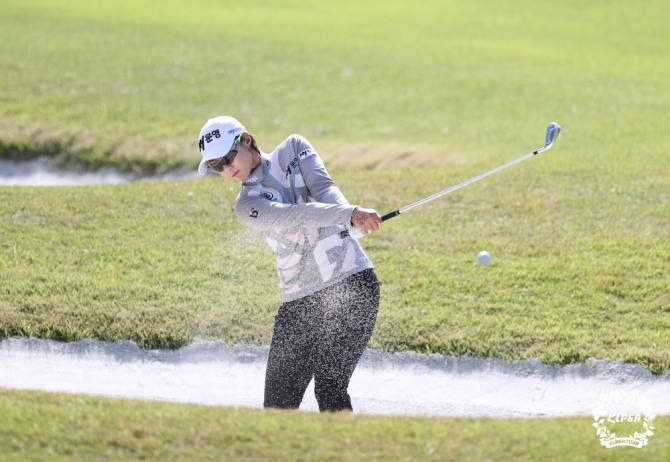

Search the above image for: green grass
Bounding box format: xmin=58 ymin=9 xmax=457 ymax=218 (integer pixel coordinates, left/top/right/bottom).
xmin=1 ymin=169 xmax=668 ymax=372
xmin=1 ymin=0 xmax=669 ymax=459
xmin=1 ymin=0 xmax=669 ymax=171
xmin=3 ymin=0 xmax=670 ymax=361
xmin=1 ymin=389 xmax=668 ymax=461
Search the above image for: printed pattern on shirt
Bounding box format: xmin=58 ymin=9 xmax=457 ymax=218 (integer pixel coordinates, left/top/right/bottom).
xmin=235 ymin=135 xmax=373 ymax=302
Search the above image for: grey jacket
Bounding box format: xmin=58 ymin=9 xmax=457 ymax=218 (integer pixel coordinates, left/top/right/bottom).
xmin=235 ymin=135 xmax=373 ymax=302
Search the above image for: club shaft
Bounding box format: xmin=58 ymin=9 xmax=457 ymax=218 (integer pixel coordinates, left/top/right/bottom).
xmin=381 ymin=142 xmax=552 ymax=222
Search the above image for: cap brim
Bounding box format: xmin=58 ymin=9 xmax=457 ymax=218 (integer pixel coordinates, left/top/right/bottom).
xmin=198 ymin=160 xmax=209 ymax=176
xmin=198 ymin=152 xmax=225 ymax=176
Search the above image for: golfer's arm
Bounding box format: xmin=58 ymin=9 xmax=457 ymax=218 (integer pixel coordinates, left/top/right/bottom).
xmin=295 ymin=137 xmax=349 ymax=206
xmin=235 ymin=196 xmax=356 ymax=233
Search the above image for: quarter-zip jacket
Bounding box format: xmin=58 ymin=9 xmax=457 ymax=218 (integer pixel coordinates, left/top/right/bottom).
xmin=235 ymin=135 xmax=373 ymax=302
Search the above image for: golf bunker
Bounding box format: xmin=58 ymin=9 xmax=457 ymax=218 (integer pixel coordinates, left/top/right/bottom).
xmin=1 ymin=337 xmax=668 ymax=418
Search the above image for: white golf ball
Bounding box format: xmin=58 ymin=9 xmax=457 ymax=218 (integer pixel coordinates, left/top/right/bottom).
xmin=477 ymin=250 xmax=491 ymax=266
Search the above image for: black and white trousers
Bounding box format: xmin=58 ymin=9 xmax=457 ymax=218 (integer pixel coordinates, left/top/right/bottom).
xmin=263 ymin=268 xmax=379 ymax=412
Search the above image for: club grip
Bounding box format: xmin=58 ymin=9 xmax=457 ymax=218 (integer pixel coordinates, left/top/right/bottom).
xmin=381 ymin=210 xmax=400 ymax=221
xmin=341 ymin=209 xmax=401 ymax=240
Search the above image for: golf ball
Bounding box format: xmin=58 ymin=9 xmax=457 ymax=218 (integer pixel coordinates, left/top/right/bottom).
xmin=477 ymin=250 xmax=491 ymax=266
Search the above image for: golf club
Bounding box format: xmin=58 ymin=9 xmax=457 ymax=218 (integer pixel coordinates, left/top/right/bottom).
xmin=346 ymin=122 xmax=560 ymax=238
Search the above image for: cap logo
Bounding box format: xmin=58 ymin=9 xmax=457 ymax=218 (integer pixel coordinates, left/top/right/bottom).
xmin=198 ymin=129 xmax=222 ymax=152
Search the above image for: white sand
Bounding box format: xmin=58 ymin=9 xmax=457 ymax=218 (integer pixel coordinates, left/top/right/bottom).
xmin=1 ymin=337 xmax=668 ymax=417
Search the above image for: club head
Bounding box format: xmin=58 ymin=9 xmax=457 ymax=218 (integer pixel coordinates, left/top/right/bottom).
xmin=545 ymin=122 xmax=561 ymax=147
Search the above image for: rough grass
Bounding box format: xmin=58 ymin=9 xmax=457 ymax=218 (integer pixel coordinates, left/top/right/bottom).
xmin=1 ymin=163 xmax=668 ymax=373
xmin=0 ymin=0 xmax=668 ymax=369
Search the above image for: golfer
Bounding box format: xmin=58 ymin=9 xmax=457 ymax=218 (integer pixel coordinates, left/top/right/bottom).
xmin=197 ymin=116 xmax=382 ymax=412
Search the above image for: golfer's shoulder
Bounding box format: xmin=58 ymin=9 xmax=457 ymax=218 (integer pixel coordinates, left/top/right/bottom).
xmin=274 ymin=134 xmax=314 ymax=156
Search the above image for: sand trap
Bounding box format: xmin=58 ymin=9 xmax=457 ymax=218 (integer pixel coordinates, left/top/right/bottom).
xmin=0 ymin=158 xmax=197 ymax=186
xmin=1 ymin=337 xmax=668 ymax=418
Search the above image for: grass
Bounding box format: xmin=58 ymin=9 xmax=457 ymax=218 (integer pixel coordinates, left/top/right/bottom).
xmin=1 ymin=0 xmax=669 ymax=459
xmin=1 ymin=0 xmax=668 ymax=171
xmin=1 ymin=168 xmax=668 ymax=372
xmin=1 ymin=389 xmax=668 ymax=461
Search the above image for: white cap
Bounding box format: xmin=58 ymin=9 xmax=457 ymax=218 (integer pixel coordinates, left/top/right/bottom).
xmin=197 ymin=116 xmax=245 ymax=175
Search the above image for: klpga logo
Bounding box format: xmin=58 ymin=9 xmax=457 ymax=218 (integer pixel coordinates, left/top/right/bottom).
xmin=592 ymin=390 xmax=655 ymax=448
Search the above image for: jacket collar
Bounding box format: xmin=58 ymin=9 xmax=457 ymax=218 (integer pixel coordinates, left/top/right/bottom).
xmin=242 ymin=152 xmax=269 ymax=186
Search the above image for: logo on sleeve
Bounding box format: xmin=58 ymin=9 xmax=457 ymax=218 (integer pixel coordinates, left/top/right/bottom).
xmin=249 ymin=187 xmax=282 ymax=203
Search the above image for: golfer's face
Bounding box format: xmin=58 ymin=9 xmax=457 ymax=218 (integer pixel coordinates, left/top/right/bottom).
xmin=218 ymin=140 xmax=253 ymax=182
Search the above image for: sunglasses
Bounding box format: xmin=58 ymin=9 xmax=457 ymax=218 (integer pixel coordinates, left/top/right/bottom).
xmin=207 ymin=134 xmax=243 ymax=173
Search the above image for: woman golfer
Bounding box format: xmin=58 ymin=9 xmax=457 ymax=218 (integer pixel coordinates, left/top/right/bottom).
xmin=197 ymin=116 xmax=382 ymax=412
